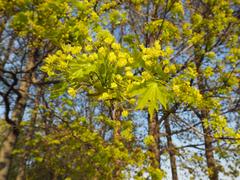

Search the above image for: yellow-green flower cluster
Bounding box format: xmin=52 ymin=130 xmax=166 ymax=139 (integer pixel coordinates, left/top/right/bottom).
xmin=140 ymin=40 xmax=163 ymax=67
xmin=171 ymin=78 xmax=203 ymax=107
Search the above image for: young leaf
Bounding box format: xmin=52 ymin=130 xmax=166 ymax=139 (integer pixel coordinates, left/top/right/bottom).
xmin=129 ymin=81 xmax=168 ymax=116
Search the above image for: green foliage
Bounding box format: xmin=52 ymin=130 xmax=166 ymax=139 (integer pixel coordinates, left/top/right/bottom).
xmin=129 ymin=81 xmax=168 ymax=117
xmin=1 ymin=0 xmax=239 ymax=179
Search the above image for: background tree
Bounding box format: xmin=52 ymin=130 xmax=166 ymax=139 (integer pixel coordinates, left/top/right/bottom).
xmin=0 ymin=0 xmax=239 ymax=179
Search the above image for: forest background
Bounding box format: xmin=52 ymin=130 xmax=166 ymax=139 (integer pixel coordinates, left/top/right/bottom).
xmin=0 ymin=0 xmax=239 ymax=179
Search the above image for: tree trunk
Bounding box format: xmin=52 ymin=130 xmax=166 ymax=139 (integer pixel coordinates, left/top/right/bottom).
xmin=16 ymin=88 xmax=42 ymax=180
xmin=0 ymin=49 xmax=37 ymax=179
xmin=198 ymin=78 xmax=218 ymax=180
xmin=164 ymin=116 xmax=178 ymax=180
xmin=16 ymin=162 xmax=25 ymax=180
xmin=201 ymin=111 xmax=218 ymax=180
xmin=148 ymin=111 xmax=160 ymax=169
xmin=195 ymin=51 xmax=219 ymax=180
xmin=197 ymin=77 xmax=218 ymax=180
xmin=110 ymin=102 xmax=122 ymax=178
xmin=0 ymin=130 xmax=17 ymax=179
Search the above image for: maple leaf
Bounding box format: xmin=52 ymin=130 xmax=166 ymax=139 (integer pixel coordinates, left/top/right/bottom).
xmin=129 ymin=81 xmax=168 ymax=117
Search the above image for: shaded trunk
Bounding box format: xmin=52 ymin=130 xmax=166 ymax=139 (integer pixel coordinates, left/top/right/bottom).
xmin=0 ymin=49 xmax=37 ymax=179
xmin=195 ymin=48 xmax=219 ymax=180
xmin=16 ymin=162 xmax=25 ymax=180
xmin=148 ymin=111 xmax=160 ymax=168
xmin=164 ymin=117 xmax=178 ymax=180
xmin=16 ymin=89 xmax=42 ymax=180
xmin=112 ymin=109 xmax=121 ymax=141
xmin=110 ymin=103 xmax=122 ymax=178
xmin=197 ymin=76 xmax=218 ymax=180
xmin=201 ymin=111 xmax=218 ymax=180
xmin=203 ymin=128 xmax=218 ymax=180
xmin=0 ymin=130 xmax=17 ymax=179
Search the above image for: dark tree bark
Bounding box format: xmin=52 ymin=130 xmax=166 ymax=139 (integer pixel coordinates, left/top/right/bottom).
xmin=164 ymin=116 xmax=178 ymax=180
xmin=148 ymin=111 xmax=160 ymax=169
xmin=16 ymin=88 xmax=43 ymax=180
xmin=201 ymin=111 xmax=219 ymax=180
xmin=0 ymin=49 xmax=37 ymax=179
xmin=0 ymin=129 xmax=17 ymax=179
xmin=195 ymin=53 xmax=219 ymax=180
xmin=110 ymin=102 xmax=122 ymax=178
